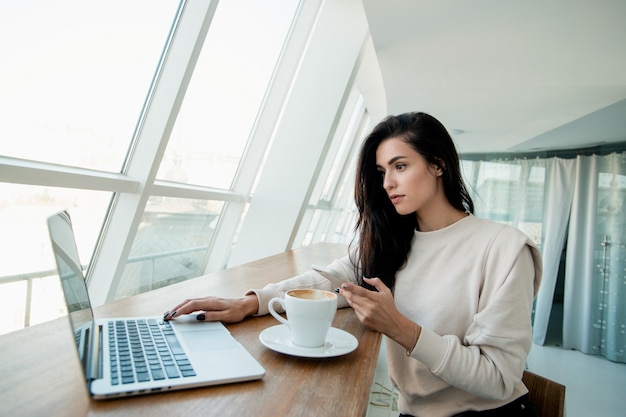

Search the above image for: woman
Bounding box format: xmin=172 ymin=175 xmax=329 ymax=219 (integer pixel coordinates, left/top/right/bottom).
xmin=164 ymin=112 xmax=542 ymax=417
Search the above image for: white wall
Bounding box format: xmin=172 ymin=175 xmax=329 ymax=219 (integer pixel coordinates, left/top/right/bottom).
xmin=228 ymin=0 xmax=375 ymax=266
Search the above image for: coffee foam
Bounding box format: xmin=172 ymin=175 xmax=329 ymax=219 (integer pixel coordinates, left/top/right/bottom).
xmin=288 ymin=289 xmax=335 ymax=300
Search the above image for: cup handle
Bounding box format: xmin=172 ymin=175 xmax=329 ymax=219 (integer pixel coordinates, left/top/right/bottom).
xmin=268 ymin=297 xmax=289 ymax=326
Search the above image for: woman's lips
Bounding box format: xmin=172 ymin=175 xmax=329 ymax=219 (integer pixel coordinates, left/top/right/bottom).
xmin=389 ymin=194 xmax=403 ymax=204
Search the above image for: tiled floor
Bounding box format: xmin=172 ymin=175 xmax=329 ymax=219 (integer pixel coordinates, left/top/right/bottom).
xmin=366 ymin=336 xmax=626 ymax=417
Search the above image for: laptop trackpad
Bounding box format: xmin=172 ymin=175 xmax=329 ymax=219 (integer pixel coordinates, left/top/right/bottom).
xmin=181 ymin=330 xmax=240 ymax=352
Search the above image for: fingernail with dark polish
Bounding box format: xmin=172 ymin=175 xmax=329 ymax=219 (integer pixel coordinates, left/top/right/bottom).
xmin=170 ymin=311 xmax=177 ymax=318
xmin=163 ymin=311 xmax=170 ymax=318
xmin=196 ymin=314 xmax=206 ymax=321
xmin=334 ymin=287 xmax=340 ymax=293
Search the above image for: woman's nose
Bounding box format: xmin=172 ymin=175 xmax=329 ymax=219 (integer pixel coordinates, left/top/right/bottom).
xmin=383 ymin=173 xmax=395 ymax=190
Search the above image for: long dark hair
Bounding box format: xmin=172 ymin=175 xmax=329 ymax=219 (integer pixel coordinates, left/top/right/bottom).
xmin=351 ymin=112 xmax=474 ymax=290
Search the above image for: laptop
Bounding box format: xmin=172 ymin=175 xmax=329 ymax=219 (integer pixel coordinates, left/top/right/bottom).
xmin=47 ymin=210 xmax=265 ymax=399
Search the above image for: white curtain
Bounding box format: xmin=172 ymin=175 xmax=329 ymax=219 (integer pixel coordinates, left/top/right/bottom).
xmin=532 ymin=157 xmax=576 ymax=345
xmin=464 ymin=152 xmax=626 ymax=363
xmin=562 ymin=153 xmax=626 ymax=362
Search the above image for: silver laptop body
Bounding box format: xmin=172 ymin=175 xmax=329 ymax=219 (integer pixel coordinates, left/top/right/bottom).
xmin=47 ymin=210 xmax=265 ymax=399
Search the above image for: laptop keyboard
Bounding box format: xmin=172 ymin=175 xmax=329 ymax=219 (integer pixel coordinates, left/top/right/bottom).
xmin=108 ymin=319 xmax=196 ymax=385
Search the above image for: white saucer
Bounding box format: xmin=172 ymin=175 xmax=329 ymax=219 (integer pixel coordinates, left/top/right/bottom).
xmin=259 ymin=325 xmax=358 ymax=358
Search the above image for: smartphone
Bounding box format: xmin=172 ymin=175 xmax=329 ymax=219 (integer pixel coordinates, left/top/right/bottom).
xmin=311 ymin=264 xmax=346 ymax=288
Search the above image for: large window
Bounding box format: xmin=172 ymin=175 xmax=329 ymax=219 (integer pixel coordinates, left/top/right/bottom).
xmin=0 ymin=183 xmax=111 ymax=334
xmin=117 ymin=0 xmax=300 ymax=300
xmin=294 ymin=88 xmax=370 ymax=247
xmin=1 ymin=0 xmax=176 ymax=171
xmin=0 ymin=0 xmax=301 ymax=333
xmin=0 ymin=0 xmax=177 ymax=335
xmin=1 ymin=0 xmax=370 ymax=335
xmin=158 ymin=0 xmax=299 ymax=190
xmin=462 ymin=158 xmax=544 ymax=246
xmin=114 ymin=197 xmax=224 ymax=300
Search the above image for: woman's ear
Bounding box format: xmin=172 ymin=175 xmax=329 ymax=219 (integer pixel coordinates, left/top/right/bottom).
xmin=434 ymin=158 xmax=445 ymax=176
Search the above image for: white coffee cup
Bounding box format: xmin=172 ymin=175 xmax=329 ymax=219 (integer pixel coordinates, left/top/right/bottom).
xmin=268 ymin=289 xmax=338 ymax=348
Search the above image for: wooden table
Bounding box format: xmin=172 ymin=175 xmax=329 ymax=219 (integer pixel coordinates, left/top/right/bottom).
xmin=0 ymin=243 xmax=382 ymax=417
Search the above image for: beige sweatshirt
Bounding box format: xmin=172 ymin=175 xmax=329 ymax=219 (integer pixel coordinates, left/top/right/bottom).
xmin=250 ymin=215 xmax=542 ymax=417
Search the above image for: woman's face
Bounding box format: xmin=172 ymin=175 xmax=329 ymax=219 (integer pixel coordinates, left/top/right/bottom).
xmin=375 ymin=137 xmax=443 ymax=216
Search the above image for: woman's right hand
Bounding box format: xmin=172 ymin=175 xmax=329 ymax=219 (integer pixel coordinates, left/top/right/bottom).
xmin=163 ymin=293 xmax=259 ymax=323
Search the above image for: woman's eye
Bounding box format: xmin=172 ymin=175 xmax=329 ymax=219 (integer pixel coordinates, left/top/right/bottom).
xmin=395 ymin=163 xmax=406 ymax=171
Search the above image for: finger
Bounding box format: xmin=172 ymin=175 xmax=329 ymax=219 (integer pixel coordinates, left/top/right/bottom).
xmin=339 ymin=282 xmax=374 ymax=310
xmin=164 ymin=298 xmax=208 ymax=320
xmin=165 ymin=298 xmax=198 ymax=314
xmin=339 ymin=281 xmax=371 ymax=297
xmin=196 ymin=300 xmax=248 ymax=323
xmin=341 ymin=287 xmax=378 ymax=329
xmin=164 ymin=302 xmax=187 ymax=317
xmin=337 ymin=282 xmax=361 ymax=305
xmin=199 ymin=309 xmax=234 ymax=323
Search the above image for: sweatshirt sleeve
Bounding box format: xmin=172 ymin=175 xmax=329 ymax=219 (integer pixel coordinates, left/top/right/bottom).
xmin=246 ymin=254 xmax=356 ymax=316
xmin=409 ymin=233 xmax=542 ymax=400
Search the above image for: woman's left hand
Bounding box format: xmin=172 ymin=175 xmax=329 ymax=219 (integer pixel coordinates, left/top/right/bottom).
xmin=338 ymin=277 xmax=401 ymax=334
xmin=339 ymin=277 xmax=421 ymax=351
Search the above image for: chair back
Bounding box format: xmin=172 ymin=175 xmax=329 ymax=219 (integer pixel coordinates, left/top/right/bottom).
xmin=522 ymin=370 xmax=566 ymax=417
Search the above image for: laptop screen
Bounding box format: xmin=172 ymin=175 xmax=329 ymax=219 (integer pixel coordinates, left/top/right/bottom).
xmin=47 ymin=210 xmax=94 ymax=376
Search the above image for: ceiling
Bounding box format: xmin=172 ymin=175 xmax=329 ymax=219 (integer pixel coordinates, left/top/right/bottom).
xmin=361 ymin=0 xmax=626 ymax=154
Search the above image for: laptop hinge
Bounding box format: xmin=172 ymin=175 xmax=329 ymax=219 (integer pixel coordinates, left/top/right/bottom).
xmin=86 ymin=324 xmax=103 ymax=382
